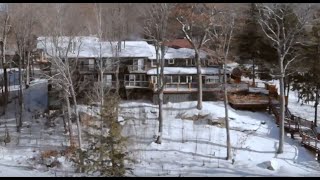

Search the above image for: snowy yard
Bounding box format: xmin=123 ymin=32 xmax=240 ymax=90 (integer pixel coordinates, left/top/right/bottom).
xmin=120 ymin=101 xmax=320 ymax=177
xmin=0 ymin=78 xmax=319 ymax=176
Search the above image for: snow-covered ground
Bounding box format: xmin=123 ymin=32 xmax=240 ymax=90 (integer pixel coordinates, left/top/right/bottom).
xmin=243 ymin=76 xmax=320 ymax=125
xmin=0 ymin=76 xmax=319 ymax=177
xmin=0 ymin=78 xmax=75 ymax=177
xmin=120 ymin=101 xmax=320 ymax=177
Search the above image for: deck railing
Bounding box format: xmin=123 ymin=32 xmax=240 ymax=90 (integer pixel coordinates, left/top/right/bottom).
xmin=124 ymin=81 xmax=149 ymax=88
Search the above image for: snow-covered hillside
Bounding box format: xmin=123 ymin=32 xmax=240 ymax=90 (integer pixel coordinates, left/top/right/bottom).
xmin=0 ymin=78 xmax=319 ymax=177
xmin=120 ymin=101 xmax=320 ymax=177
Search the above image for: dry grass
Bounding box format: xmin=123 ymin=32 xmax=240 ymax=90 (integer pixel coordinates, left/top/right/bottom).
xmin=40 ymin=150 xmax=59 ymax=159
xmin=60 ymin=145 xmax=77 ymax=158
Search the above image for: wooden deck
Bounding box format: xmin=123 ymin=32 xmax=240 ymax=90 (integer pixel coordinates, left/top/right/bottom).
xmin=228 ymin=93 xmax=269 ymax=110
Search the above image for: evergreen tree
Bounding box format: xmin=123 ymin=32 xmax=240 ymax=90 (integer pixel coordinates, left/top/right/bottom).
xmin=235 ymin=3 xmax=276 ymax=82
xmin=77 ymin=94 xmax=127 ymax=176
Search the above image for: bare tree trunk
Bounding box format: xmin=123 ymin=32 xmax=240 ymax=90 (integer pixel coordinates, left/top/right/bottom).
xmin=31 ymin=54 xmax=35 ymax=77
xmin=115 ymin=61 xmax=120 ymax=95
xmin=70 ymin=85 xmax=82 ymax=149
xmin=64 ymin=92 xmax=74 ymax=146
xmin=26 ymin=51 xmax=30 ymax=88
xmin=155 ymin=45 xmax=165 ymax=144
xmin=315 ymin=87 xmax=319 ymax=127
xmin=17 ymin=53 xmax=24 ymax=132
xmin=278 ymin=59 xmax=285 ymax=153
xmin=61 ymin=104 xmax=68 ymax=134
xmin=196 ymin=53 xmax=202 ymax=110
xmin=252 ymin=58 xmax=255 ymax=87
xmin=2 ymin=14 xmax=9 ymax=114
xmin=224 ymin=62 xmax=231 ymax=160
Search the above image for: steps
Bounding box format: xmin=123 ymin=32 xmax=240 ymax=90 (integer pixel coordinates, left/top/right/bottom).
xmin=269 ymin=100 xmax=320 ymax=159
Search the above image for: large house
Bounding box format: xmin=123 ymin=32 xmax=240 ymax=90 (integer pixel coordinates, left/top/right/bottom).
xmin=36 ymin=36 xmax=248 ymax=106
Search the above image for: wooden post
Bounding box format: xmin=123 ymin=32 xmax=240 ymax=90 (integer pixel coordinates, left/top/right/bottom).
xmin=317 ymin=151 xmax=320 ymax=162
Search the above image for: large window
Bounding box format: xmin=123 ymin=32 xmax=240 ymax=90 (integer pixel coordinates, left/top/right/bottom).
xmin=103 ymin=59 xmax=113 ymax=69
xmin=81 ymin=59 xmax=95 ymax=71
xmin=172 ymin=76 xmax=179 ymax=83
xmin=186 ymin=58 xmax=195 ymax=66
xmin=104 ymin=75 xmax=112 ymax=86
xmin=186 ymin=76 xmax=193 ymax=83
xmin=133 ymin=58 xmax=144 ymax=71
xmin=180 ymin=76 xmax=187 ymax=83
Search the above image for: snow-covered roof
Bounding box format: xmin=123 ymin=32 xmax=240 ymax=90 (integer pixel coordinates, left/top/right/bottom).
xmin=147 ymin=67 xmax=230 ymax=75
xmin=37 ymin=36 xmax=153 ymax=58
xmin=147 ymin=44 xmax=207 ymax=60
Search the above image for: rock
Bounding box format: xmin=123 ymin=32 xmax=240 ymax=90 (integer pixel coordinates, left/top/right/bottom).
xmin=150 ymin=109 xmax=157 ymax=114
xmin=118 ymin=116 xmax=124 ymax=122
xmin=264 ymin=159 xmax=279 ymax=171
xmin=261 ymin=121 xmax=266 ymax=125
xmin=43 ymin=157 xmax=55 ymax=166
xmin=43 ymin=157 xmax=61 ymax=168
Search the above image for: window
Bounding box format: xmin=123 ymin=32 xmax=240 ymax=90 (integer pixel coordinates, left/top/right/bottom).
xmin=165 ymin=76 xmax=172 ymax=84
xmin=168 ymin=59 xmax=175 ymax=65
xmin=151 ymin=59 xmax=157 ymax=67
xmin=205 ymin=75 xmax=220 ymax=84
xmin=88 ymin=59 xmax=95 ymax=70
xmin=180 ymin=76 xmax=187 ymax=83
xmin=186 ymin=59 xmax=195 ymax=66
xmin=129 ymin=75 xmax=136 ymax=86
xmin=186 ymin=76 xmax=193 ymax=83
xmin=151 ymin=76 xmax=157 ymax=84
xmin=172 ymin=76 xmax=179 ymax=83
xmin=133 ymin=58 xmax=144 ymax=71
xmin=103 ymin=59 xmax=113 ymax=70
xmin=104 ymin=75 xmax=112 ymax=86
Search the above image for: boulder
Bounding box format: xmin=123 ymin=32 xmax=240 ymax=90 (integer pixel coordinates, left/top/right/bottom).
xmin=264 ymin=159 xmax=279 ymax=171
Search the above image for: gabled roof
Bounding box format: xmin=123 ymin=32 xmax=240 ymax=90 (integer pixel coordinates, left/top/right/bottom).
xmin=147 ymin=44 xmax=207 ymax=60
xmin=37 ymin=36 xmax=153 ymax=58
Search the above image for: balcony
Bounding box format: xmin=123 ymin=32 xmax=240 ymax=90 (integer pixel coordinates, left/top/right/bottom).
xmin=127 ymin=65 xmax=146 ymax=73
xmin=151 ymin=82 xmax=249 ymax=93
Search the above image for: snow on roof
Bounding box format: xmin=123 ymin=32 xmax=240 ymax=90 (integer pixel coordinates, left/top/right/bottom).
xmin=37 ymin=36 xmax=153 ymax=58
xmin=147 ymin=44 xmax=207 ymax=60
xmin=147 ymin=67 xmax=230 ymax=75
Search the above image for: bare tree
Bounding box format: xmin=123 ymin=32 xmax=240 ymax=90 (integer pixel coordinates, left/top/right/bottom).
xmin=176 ymin=4 xmax=211 ymax=110
xmin=9 ymin=4 xmax=38 ymax=131
xmin=0 ymin=3 xmax=10 ymax=115
xmin=205 ymin=4 xmax=236 ymax=161
xmin=144 ymin=3 xmax=175 ymax=144
xmin=256 ymin=3 xmax=311 ymax=153
xmin=39 ymin=4 xmax=85 ymax=149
